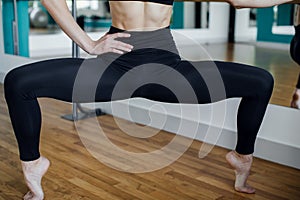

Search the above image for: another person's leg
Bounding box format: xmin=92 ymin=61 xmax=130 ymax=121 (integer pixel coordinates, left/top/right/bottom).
xmin=291 ymin=74 xmax=300 ymax=108
xmin=290 ymin=25 xmax=300 ymax=108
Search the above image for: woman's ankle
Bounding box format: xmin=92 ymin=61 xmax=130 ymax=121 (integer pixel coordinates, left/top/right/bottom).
xmin=21 ymin=157 xmax=42 ymax=167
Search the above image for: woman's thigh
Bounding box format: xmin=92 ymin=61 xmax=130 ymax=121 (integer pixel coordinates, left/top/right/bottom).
xmin=136 ymin=60 xmax=273 ymax=104
xmin=6 ymin=57 xmax=272 ymax=104
xmin=4 ymin=58 xmax=85 ymax=102
xmin=5 ymin=57 xmax=142 ymax=103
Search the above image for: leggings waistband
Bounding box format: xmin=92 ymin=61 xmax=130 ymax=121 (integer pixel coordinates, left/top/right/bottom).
xmin=108 ymin=25 xmax=170 ymax=34
xmin=106 ymin=25 xmax=177 ymax=53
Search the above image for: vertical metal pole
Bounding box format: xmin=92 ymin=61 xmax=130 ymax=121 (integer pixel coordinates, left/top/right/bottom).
xmin=195 ymin=2 xmax=201 ymax=28
xmin=228 ymin=5 xmax=236 ymax=43
xmin=72 ymin=0 xmax=80 ymax=58
xmin=72 ymin=103 xmax=78 ymax=120
xmin=72 ymin=0 xmax=79 ymax=120
xmin=12 ymin=0 xmax=19 ymax=55
xmin=61 ymin=0 xmax=104 ymax=121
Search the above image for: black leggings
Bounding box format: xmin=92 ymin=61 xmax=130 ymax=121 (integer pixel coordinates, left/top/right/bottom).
xmin=4 ymin=26 xmax=274 ymax=161
xmin=290 ymin=25 xmax=300 ymax=89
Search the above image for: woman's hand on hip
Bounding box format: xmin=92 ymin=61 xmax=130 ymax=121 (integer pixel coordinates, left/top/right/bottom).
xmin=89 ymin=33 xmax=134 ymax=55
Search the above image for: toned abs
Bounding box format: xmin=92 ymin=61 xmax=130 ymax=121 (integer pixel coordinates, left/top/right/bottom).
xmin=109 ymin=1 xmax=173 ymax=30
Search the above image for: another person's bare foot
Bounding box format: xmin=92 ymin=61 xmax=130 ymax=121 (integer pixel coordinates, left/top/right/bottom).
xmin=21 ymin=156 xmax=50 ymax=200
xmin=225 ymin=151 xmax=255 ymax=194
xmin=291 ymin=89 xmax=300 ymax=109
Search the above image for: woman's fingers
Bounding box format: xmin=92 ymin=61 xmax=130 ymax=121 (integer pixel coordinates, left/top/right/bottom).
xmin=111 ymin=40 xmax=134 ymax=53
xmin=92 ymin=32 xmax=134 ymax=55
xmin=109 ymin=33 xmax=134 ymax=53
xmin=110 ymin=32 xmax=131 ymax=39
xmin=110 ymin=48 xmax=127 ymax=55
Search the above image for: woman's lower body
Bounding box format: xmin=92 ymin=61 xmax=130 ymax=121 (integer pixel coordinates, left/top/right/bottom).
xmin=4 ymin=26 xmax=274 ymax=197
xmin=290 ymin=25 xmax=300 ymax=108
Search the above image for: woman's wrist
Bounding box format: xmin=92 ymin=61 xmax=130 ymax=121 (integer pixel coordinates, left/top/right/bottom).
xmin=82 ymin=39 xmax=96 ymax=55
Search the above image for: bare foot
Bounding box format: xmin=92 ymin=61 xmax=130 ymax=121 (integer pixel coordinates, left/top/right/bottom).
xmin=21 ymin=156 xmax=50 ymax=200
xmin=291 ymin=89 xmax=300 ymax=109
xmin=226 ymin=151 xmax=255 ymax=194
xmin=23 ymin=191 xmax=33 ymax=200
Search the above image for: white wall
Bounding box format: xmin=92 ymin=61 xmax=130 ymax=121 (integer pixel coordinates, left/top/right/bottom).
xmin=0 ymin=54 xmax=33 ymax=83
xmin=235 ymin=8 xmax=257 ymax=42
xmin=184 ymin=2 xmax=195 ymax=28
xmin=176 ymin=3 xmax=230 ymax=44
xmin=184 ymin=2 xmax=210 ymax=29
xmin=234 ymin=9 xmax=294 ymax=42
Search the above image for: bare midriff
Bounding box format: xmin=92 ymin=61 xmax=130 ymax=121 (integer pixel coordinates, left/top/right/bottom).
xmin=109 ymin=1 xmax=173 ymax=31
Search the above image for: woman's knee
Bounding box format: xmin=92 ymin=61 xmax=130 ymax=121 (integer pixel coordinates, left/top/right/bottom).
xmin=4 ymin=67 xmax=30 ymax=98
xmin=255 ymin=69 xmax=274 ymax=96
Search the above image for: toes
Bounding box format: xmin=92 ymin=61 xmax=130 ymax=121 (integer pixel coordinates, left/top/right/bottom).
xmin=26 ymin=181 xmax=43 ymax=197
xmin=23 ymin=190 xmax=44 ymax=200
xmin=235 ymin=185 xmax=256 ymax=194
xmin=24 ymin=193 xmax=44 ymax=200
xmin=31 ymin=195 xmax=44 ymax=200
xmin=23 ymin=191 xmax=33 ymax=200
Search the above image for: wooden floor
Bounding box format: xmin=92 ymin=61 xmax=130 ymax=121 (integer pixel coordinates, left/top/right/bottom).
xmin=1 ymin=90 xmax=300 ymax=199
xmin=1 ymin=43 xmax=300 ymax=199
